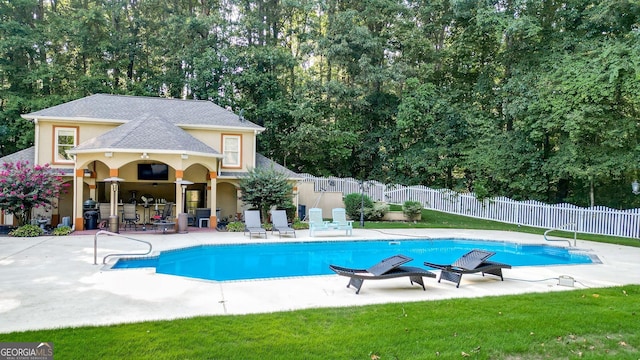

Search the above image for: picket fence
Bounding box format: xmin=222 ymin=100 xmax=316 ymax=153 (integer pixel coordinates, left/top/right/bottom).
xmin=300 ymin=174 xmax=640 ymax=239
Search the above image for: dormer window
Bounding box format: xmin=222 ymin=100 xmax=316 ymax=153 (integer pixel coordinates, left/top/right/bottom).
xmin=54 ymin=126 xmax=78 ymax=164
xmin=222 ymin=134 xmax=241 ymax=168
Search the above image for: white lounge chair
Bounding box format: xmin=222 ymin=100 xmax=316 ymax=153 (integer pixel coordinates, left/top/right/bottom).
xmin=331 ymin=208 xmax=353 ymax=236
xmin=308 ymin=208 xmax=331 ymax=237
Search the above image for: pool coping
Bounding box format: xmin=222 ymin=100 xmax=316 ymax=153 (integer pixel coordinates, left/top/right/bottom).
xmin=1 ymin=228 xmax=638 ymax=333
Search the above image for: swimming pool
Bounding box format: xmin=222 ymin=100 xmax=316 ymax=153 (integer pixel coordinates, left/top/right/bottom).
xmin=112 ymin=239 xmax=596 ymax=281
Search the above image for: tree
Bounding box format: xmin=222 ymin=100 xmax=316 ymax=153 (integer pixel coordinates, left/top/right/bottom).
xmin=0 ymin=161 xmax=68 ymax=226
xmin=1 ymin=0 xmax=639 ymax=209
xmin=394 ymin=79 xmax=469 ymax=189
xmin=239 ymin=166 xmax=293 ymax=222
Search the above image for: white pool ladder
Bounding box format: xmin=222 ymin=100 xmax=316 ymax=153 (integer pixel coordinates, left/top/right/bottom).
xmin=544 ymin=223 xmax=577 ymax=247
xmin=94 ymin=230 xmax=153 ymax=265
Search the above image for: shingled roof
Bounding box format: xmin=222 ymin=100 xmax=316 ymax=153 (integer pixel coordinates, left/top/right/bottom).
xmin=255 ymin=153 xmax=300 ymax=178
xmin=7 ymin=94 xmax=299 ymax=177
xmin=0 ymin=146 xmax=74 ymax=174
xmin=22 ymin=93 xmax=264 ymax=131
xmin=0 ymin=147 xmax=34 ymax=164
xmin=70 ymin=115 xmax=221 ymax=156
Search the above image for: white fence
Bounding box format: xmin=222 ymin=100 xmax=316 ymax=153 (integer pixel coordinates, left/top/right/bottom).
xmin=300 ymin=174 xmax=640 ymax=239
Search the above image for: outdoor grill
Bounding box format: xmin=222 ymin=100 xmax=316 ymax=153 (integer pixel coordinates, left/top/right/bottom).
xmin=83 ymin=199 xmax=99 ymax=230
xmin=83 ymin=199 xmax=97 ymax=211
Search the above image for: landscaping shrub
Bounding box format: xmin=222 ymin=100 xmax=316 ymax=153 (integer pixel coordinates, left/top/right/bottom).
xmin=277 ymin=200 xmax=296 ymax=222
xmin=53 ymin=226 xmax=72 ymax=236
xmin=9 ymin=224 xmax=44 ymax=237
xmin=292 ymin=218 xmax=308 ymax=230
xmin=402 ymin=201 xmax=423 ymax=221
xmin=344 ymin=193 xmax=373 ymax=220
xmin=365 ymin=202 xmax=388 ymax=220
xmin=225 ymin=221 xmax=245 ymax=232
xmin=0 ymin=161 xmax=68 ymax=226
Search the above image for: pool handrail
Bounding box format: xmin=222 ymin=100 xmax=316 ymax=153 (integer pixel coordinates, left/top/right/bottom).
xmin=544 ymin=223 xmax=576 ymax=247
xmin=94 ymin=230 xmax=153 ymax=265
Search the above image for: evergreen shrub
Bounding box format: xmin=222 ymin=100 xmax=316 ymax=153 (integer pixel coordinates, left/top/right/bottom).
xmin=344 ymin=193 xmax=373 ymax=220
xmin=402 ymin=201 xmax=423 ymax=221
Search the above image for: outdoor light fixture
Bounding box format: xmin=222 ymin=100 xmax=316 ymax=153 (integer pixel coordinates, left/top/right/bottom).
xmin=141 ymin=152 xmax=149 ymax=159
xmin=103 ymin=176 xmax=124 ymax=183
xmin=103 ymin=177 xmax=125 ymax=198
xmin=632 ymin=180 xmax=640 ymax=195
xmin=83 ymin=169 xmax=92 ymax=177
xmin=181 ymin=153 xmax=189 ymax=160
xmin=104 ymin=152 xmax=113 ymax=158
xmin=102 ymin=177 xmax=125 ymax=233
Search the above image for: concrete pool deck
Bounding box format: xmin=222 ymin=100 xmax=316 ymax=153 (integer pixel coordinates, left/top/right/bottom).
xmin=1 ymin=228 xmax=639 ymax=333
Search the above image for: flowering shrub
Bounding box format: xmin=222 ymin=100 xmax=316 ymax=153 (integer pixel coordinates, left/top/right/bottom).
xmin=364 ymin=202 xmax=388 ymax=221
xmin=0 ymin=161 xmax=68 ymax=226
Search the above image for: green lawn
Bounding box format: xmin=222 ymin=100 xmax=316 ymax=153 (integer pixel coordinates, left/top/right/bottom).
xmin=3 ymin=287 xmax=638 ymax=359
xmin=3 ymin=210 xmax=639 ymax=359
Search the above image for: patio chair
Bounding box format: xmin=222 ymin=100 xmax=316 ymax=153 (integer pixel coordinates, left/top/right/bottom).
xmin=331 ymin=208 xmax=353 ymax=235
xmin=152 ymin=202 xmax=175 ymax=233
xmin=329 ymin=254 xmax=436 ymax=294
xmin=122 ymin=203 xmax=139 ymax=231
xmin=423 ymin=249 xmax=512 ymax=288
xmin=152 ymin=202 xmax=173 ymax=221
xmin=98 ymin=203 xmax=111 ymax=228
xmin=270 ymin=209 xmax=295 ymax=238
xmin=308 ymin=208 xmax=331 ymax=237
xmin=244 ymin=210 xmax=267 ymax=238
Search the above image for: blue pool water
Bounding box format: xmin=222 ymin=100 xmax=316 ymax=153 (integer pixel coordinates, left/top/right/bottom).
xmin=112 ymin=239 xmax=596 ymax=281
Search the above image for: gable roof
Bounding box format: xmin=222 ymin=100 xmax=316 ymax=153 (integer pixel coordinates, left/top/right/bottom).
xmin=9 ymin=94 xmax=300 ymax=178
xmin=22 ymin=93 xmax=264 ymax=131
xmin=69 ymin=115 xmax=221 ymax=157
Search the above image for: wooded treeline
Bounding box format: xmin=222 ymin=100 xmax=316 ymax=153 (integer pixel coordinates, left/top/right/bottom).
xmin=1 ymin=0 xmax=639 ymax=208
